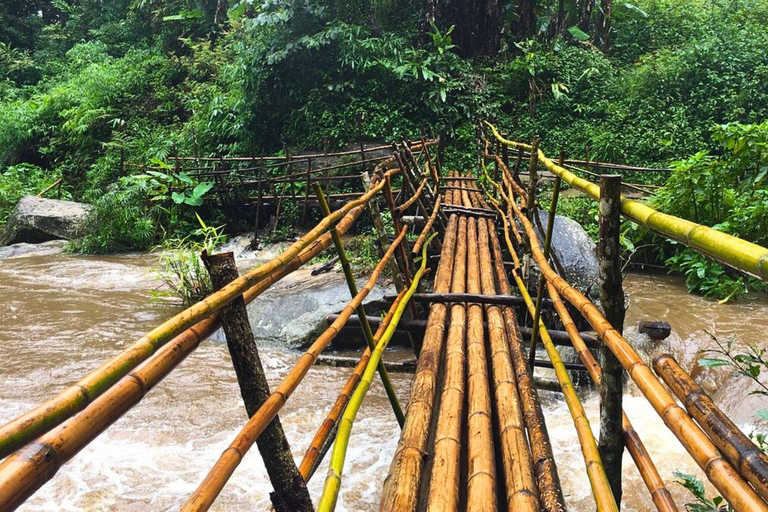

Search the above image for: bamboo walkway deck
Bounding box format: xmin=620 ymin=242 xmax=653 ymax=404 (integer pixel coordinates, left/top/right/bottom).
xmin=1 ymin=129 xmax=768 ymax=511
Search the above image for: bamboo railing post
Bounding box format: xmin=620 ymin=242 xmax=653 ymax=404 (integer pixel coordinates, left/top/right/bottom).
xmin=527 ymin=152 xmax=563 ymax=370
xmin=313 ymin=183 xmax=405 ymax=426
xmin=203 ymin=252 xmax=312 ymax=512
xmin=302 ymin=158 xmax=312 ymax=223
xmin=362 ymin=172 xmax=406 ymax=293
xmin=526 ymin=136 xmax=540 ymax=224
xmin=598 ymin=175 xmax=625 ymax=507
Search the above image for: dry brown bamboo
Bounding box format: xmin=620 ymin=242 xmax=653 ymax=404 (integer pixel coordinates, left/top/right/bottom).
xmin=0 ymin=167 xmax=398 ymax=460
xmin=547 ymin=282 xmax=678 ymax=512
xmin=397 ymin=177 xmax=429 ymax=213
xmin=412 ymin=195 xmax=441 ymax=255
xmin=0 ymin=188 xmax=379 ymax=510
xmin=476 ymin=216 xmax=539 ymax=511
xmin=503 ymin=175 xmax=768 ymax=512
xmin=464 ymin=214 xmax=498 ymax=511
xmin=654 ymin=354 xmax=768 ymax=503
xmin=298 ymin=287 xmax=408 ymax=481
xmin=380 ymin=211 xmax=460 ymax=512
xmin=480 ymin=191 xmax=567 ymax=512
xmin=426 ymin=214 xmax=468 ymax=512
xmin=182 ymin=227 xmax=408 ymax=511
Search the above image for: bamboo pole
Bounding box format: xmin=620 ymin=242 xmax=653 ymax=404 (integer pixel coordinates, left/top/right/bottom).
xmin=412 ymin=195 xmax=441 ymax=255
xmin=314 ymin=183 xmax=405 ymax=426
xmin=490 ymin=205 xmax=618 ymax=511
xmin=426 ymin=214 xmax=468 ymax=511
xmin=380 ymin=212 xmax=460 ymax=512
xmin=0 ymin=189 xmax=378 ymax=510
xmin=397 ymin=177 xmax=428 ymax=213
xmin=298 ymin=288 xmax=408 ymax=481
xmin=182 ymin=227 xmax=408 ymax=512
xmin=476 ymin=215 xmax=539 ymax=511
xmin=497 ymin=158 xmax=768 ymax=512
xmin=546 ymin=282 xmax=678 ymax=512
xmin=0 ymin=167 xmax=398 ymax=459
xmin=317 ymin=235 xmax=433 ymax=512
xmin=653 ymin=354 xmax=768 ymax=503
xmin=485 ymin=210 xmax=566 ymax=512
xmin=485 ymin=122 xmax=768 ymax=282
xmin=464 ymin=214 xmax=498 ymax=511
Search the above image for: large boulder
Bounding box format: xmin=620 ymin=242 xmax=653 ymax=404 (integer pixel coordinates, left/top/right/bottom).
xmin=533 ymin=208 xmax=599 ymax=298
xmin=1 ymin=195 xmax=93 ymax=245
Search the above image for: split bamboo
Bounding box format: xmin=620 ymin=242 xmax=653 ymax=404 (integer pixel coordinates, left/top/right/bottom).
xmin=486 ymin=122 xmax=768 ymax=282
xmin=653 ymin=354 xmax=768 ymax=503
xmin=380 ymin=211 xmax=460 ymax=512
xmin=298 ymin=288 xmax=408 ymax=481
xmin=317 ymin=235 xmax=433 ymax=512
xmin=426 ymin=214 xmax=468 ymax=512
xmin=498 ymin=163 xmax=768 ymax=512
xmin=182 ymin=227 xmax=408 ymax=511
xmin=0 ymin=167 xmax=398 ymax=459
xmin=0 ymin=186 xmax=378 ymax=510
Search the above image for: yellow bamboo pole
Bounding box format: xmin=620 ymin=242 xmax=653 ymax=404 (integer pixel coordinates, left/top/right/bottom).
xmin=486 ymin=122 xmax=768 ymax=281
xmin=0 ymin=167 xmax=399 ymax=460
xmin=298 ymin=288 xmax=408 ymax=482
xmin=426 ymin=214 xmax=468 ymax=512
xmin=412 ymin=195 xmax=441 ymax=255
xmin=499 ymin=166 xmax=768 ymax=512
xmin=182 ymin=226 xmax=408 ymax=512
xmin=0 ymin=191 xmax=377 ymax=510
xmin=316 ymin=234 xmax=434 ymax=512
xmin=546 ymin=282 xmax=678 ymax=512
xmin=380 ymin=208 xmax=460 ymax=512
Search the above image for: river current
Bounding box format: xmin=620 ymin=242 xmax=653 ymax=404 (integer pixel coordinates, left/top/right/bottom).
xmin=1 ymin=252 xmax=766 ymax=510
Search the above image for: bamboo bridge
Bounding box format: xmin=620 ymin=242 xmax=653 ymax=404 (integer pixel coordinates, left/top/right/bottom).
xmin=2 ymin=123 xmax=768 ymax=511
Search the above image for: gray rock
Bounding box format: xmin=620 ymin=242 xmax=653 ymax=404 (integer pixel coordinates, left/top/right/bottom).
xmin=638 ymin=320 xmax=672 ymax=340
xmin=0 ymin=240 xmax=67 ymax=259
xmin=1 ymin=195 xmax=92 ymax=245
xmin=533 ymin=208 xmax=599 ymax=297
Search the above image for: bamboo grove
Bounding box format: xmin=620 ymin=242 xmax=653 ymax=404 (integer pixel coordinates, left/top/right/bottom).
xmin=1 ymin=123 xmax=768 ymax=511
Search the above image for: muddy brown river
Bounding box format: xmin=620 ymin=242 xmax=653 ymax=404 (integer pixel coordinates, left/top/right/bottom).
xmin=1 ymin=252 xmax=767 ymax=510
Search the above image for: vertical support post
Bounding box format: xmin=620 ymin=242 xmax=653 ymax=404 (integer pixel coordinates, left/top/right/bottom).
xmin=512 ymin=148 xmax=523 ymax=187
xmin=203 ymin=252 xmax=313 ymax=512
xmin=436 ymin=128 xmax=446 ymax=177
xmin=362 ymin=172 xmax=405 ymax=293
xmin=526 ymin=136 xmax=540 ymax=224
xmin=502 ymin=139 xmax=509 ymax=168
xmin=313 ymin=183 xmax=405 ymax=426
xmin=527 ymin=151 xmax=563 ymax=370
xmin=302 ymin=158 xmax=312 ymax=223
xmin=598 ymin=174 xmax=625 ymax=508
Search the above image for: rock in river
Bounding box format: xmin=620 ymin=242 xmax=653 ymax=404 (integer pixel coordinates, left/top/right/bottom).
xmin=1 ymin=195 xmax=92 ymax=245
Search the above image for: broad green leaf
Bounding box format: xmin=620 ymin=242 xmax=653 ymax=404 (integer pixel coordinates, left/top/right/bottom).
xmin=192 ymin=182 xmax=214 ymax=198
xmin=755 ymin=409 xmax=768 ymax=421
xmin=567 ymin=26 xmax=590 ymax=41
xmin=697 ymin=358 xmax=730 ymax=368
xmin=184 ymin=196 xmax=204 ymax=206
xmin=171 ymin=191 xmax=186 ymax=204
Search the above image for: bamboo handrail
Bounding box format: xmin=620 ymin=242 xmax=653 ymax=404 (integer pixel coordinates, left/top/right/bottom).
xmin=486 ymin=122 xmax=768 ymax=281
xmin=411 ymin=195 xmax=441 ymax=254
xmin=0 ymin=167 xmax=398 ymax=460
xmin=297 ymin=288 xmax=408 ymax=481
xmin=653 ymin=354 xmax=768 ymax=503
xmin=498 ymin=161 xmax=768 ymax=511
xmin=380 ymin=210 xmax=460 ymax=511
xmin=0 ymin=195 xmax=373 ymax=509
xmin=546 ymin=283 xmax=678 ymax=512
xmin=316 ymin=235 xmax=433 ymax=511
xmin=182 ymin=226 xmax=408 ymax=511
xmin=396 ymin=177 xmax=428 ymax=213
xmin=482 ymin=195 xmax=617 ymax=511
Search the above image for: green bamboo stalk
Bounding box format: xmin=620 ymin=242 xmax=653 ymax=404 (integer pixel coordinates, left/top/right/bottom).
xmin=485 ymin=121 xmax=768 ymax=281
xmin=313 ymin=182 xmax=405 ymax=426
xmin=316 ymin=234 xmax=435 ymax=512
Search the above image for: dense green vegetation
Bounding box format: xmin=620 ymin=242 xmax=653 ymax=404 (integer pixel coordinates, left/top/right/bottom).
xmin=1 ymin=0 xmax=767 ymax=297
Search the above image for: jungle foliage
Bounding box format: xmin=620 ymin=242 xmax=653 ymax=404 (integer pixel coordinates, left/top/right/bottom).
xmin=1 ymin=0 xmax=767 ymax=296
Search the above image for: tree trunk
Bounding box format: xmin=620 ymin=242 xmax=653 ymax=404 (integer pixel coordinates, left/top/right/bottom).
xmin=204 ymin=252 xmax=313 ymax=512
